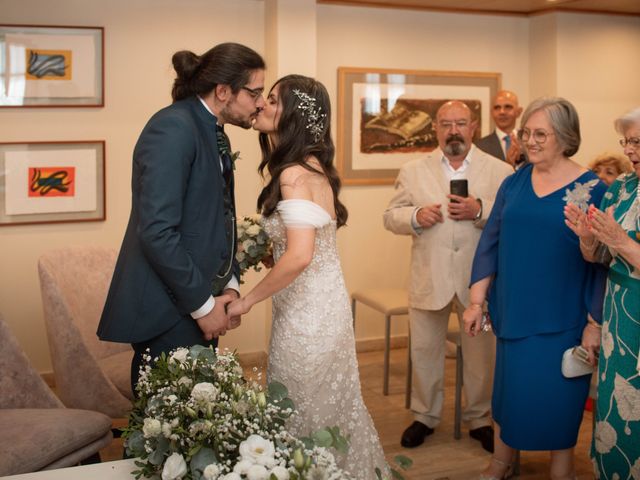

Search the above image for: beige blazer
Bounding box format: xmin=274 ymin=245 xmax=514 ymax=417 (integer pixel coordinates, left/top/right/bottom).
xmin=383 ymin=146 xmax=513 ymax=311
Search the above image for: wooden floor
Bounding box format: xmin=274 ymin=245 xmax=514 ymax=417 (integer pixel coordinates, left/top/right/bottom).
xmin=100 ymin=347 xmax=595 ymax=479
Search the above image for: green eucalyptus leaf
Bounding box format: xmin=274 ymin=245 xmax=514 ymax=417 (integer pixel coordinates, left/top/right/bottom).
xmin=267 ymin=381 xmax=289 ymax=402
xmin=312 ymin=429 xmax=333 ymax=447
xmin=394 ymin=455 xmax=413 ymax=469
xmin=391 ymin=468 xmax=406 ymax=480
xmin=190 ymin=447 xmax=217 ymax=479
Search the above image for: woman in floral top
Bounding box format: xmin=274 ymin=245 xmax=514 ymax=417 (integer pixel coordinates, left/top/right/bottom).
xmin=566 ymin=106 xmax=640 ymax=479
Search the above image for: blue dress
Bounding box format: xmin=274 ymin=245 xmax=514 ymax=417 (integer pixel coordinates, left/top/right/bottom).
xmin=470 ymin=164 xmax=607 ymax=450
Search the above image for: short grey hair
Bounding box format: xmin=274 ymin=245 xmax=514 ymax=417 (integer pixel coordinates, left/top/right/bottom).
xmin=614 ymin=107 xmax=640 ymax=135
xmin=520 ymin=97 xmax=581 ymax=157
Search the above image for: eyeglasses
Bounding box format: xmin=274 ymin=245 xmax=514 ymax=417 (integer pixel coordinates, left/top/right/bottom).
xmin=241 ymin=86 xmax=264 ymax=101
xmin=619 ymin=137 xmax=640 ymax=149
xmin=518 ymin=128 xmax=555 ymax=144
xmin=437 ymin=120 xmax=470 ymax=130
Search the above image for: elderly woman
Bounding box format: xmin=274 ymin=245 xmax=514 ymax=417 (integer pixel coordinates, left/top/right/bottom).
xmin=463 ymin=97 xmax=607 ymax=480
xmin=589 ymin=151 xmax=633 ymax=186
xmin=565 ymin=107 xmax=640 ymax=479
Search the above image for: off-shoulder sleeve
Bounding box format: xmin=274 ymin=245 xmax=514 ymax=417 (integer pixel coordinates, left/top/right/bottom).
xmin=276 ymin=199 xmax=333 ymax=229
xmin=469 ymin=175 xmax=511 ymax=285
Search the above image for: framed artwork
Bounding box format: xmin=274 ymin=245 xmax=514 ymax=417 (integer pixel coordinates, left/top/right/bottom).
xmin=0 ymin=141 xmax=105 ymax=226
xmin=337 ymin=67 xmax=501 ymax=185
xmin=0 ymin=24 xmax=104 ymax=107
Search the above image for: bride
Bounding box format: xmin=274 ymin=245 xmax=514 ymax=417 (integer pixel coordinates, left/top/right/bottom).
xmin=226 ymin=74 xmax=388 ymax=478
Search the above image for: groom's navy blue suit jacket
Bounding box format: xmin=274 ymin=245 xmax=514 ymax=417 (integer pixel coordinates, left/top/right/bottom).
xmin=98 ymin=96 xmax=238 ymax=344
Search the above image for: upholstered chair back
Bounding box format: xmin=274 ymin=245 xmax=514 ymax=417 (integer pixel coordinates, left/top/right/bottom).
xmin=38 ymin=246 xmax=133 ymax=418
xmin=0 ymin=312 xmax=62 ymax=409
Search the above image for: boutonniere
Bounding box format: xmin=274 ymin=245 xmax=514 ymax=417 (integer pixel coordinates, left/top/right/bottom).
xmin=230 ymin=151 xmax=241 ymax=170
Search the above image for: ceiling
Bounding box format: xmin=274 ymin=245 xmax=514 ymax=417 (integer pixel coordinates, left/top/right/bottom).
xmin=316 ymin=0 xmax=640 ymax=16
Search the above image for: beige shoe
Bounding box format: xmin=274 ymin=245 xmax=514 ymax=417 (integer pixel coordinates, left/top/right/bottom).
xmin=478 ymin=457 xmax=513 ymax=480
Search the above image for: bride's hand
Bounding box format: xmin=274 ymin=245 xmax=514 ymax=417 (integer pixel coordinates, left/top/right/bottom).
xmin=227 ymin=297 xmax=251 ymax=318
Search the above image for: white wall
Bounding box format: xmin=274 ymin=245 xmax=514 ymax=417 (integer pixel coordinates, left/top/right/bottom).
xmin=1 ymin=1 xmax=639 ymax=373
xmin=316 ymin=5 xmax=531 ymax=340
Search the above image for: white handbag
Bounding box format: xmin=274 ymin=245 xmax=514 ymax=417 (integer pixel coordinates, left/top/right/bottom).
xmin=561 ymin=346 xmax=594 ymax=378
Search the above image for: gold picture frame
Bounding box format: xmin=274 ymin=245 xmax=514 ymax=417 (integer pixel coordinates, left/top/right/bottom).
xmin=337 ymin=67 xmax=501 ymax=185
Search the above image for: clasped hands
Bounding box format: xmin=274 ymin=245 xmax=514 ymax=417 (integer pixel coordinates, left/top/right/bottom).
xmin=416 ymin=195 xmax=480 ymax=227
xmin=196 ymin=289 xmax=243 ymax=341
xmin=564 ymin=203 xmax=627 ymax=251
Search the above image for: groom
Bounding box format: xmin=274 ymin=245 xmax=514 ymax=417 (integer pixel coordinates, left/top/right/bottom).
xmin=97 ymin=43 xmax=266 ymax=391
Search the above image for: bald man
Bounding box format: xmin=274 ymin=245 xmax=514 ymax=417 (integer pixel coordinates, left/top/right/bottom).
xmin=476 ymin=90 xmax=524 ymax=167
xmin=384 ymin=101 xmax=512 ymax=452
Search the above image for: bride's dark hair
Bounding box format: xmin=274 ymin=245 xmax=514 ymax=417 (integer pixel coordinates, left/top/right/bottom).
xmin=257 ymin=74 xmax=348 ymax=228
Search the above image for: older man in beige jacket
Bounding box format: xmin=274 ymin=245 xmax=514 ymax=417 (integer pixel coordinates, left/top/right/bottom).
xmin=383 ymin=101 xmax=513 ymax=452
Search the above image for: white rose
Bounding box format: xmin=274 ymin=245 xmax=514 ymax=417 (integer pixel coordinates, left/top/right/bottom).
xmin=142 ymin=418 xmax=162 ymax=438
xmin=177 ymin=376 xmax=192 ymax=387
xmin=269 ymin=465 xmax=290 ymax=480
xmin=246 ymin=464 xmax=269 ymax=480
xmin=162 ymin=453 xmax=188 ymax=480
xmin=169 ymin=347 xmax=189 ymax=364
xmin=220 ymin=473 xmax=242 ymax=480
xmin=191 ymin=382 xmax=219 ymax=403
xmin=203 ymin=463 xmax=221 ymax=480
xmin=161 ymin=422 xmax=173 ymax=438
xmin=246 ymin=224 xmax=261 ymax=236
xmin=233 ymin=459 xmax=254 ymax=475
xmin=239 ymin=435 xmax=275 ymax=465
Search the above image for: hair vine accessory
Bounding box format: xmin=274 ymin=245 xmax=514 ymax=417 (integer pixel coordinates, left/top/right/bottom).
xmin=292 ymin=89 xmax=326 ymax=142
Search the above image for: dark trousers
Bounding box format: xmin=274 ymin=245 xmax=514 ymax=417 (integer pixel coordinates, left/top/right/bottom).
xmin=130 ymin=315 xmax=218 ymax=395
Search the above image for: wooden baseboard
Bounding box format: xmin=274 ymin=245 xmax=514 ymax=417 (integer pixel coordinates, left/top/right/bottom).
xmin=355 ymin=334 xmax=408 ymax=352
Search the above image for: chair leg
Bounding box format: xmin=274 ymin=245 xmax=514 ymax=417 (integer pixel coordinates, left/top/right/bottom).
xmin=405 ymin=330 xmax=412 ymax=409
xmin=351 ymin=298 xmax=356 ymax=331
xmin=383 ymin=314 xmax=391 ymax=395
xmin=454 ymin=344 xmax=463 ymax=440
xmin=513 ymin=450 xmax=521 ymax=475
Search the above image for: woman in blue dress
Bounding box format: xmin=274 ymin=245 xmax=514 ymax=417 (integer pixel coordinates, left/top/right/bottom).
xmin=463 ymin=97 xmax=607 ymax=480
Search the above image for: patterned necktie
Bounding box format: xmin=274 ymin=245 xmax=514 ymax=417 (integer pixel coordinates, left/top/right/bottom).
xmin=216 ymin=125 xmax=232 ymax=179
xmin=504 ymin=134 xmax=512 ymax=151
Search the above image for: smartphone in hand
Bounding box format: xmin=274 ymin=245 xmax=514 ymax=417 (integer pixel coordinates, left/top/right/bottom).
xmin=450 ymin=179 xmax=468 ymax=202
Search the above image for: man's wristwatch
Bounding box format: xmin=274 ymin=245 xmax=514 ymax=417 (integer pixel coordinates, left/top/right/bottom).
xmin=474 ymin=199 xmax=483 ymax=221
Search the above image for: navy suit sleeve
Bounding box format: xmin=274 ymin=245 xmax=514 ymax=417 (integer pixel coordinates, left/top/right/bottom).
xmin=470 ymin=173 xmax=513 ymax=285
xmin=134 ymin=112 xmax=211 ymax=313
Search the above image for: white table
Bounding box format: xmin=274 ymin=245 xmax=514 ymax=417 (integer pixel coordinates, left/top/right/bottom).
xmin=2 ymin=460 xmax=138 ymax=479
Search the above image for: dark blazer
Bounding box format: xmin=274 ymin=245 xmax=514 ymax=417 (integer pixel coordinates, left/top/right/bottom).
xmin=475 ymin=131 xmax=505 ymax=161
xmin=98 ymin=97 xmax=238 ymax=343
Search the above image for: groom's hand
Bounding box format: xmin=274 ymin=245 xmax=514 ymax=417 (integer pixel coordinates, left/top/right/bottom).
xmin=196 ymin=293 xmax=233 ymax=341
xmin=224 ymin=288 xmax=242 ymax=330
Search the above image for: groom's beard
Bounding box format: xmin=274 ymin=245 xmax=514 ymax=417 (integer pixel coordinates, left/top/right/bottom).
xmin=221 ymin=103 xmax=259 ymax=130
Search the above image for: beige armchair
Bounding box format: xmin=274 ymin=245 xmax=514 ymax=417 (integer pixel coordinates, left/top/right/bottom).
xmin=38 ymin=246 xmax=133 ymax=419
xmin=0 ymin=313 xmax=113 ymax=475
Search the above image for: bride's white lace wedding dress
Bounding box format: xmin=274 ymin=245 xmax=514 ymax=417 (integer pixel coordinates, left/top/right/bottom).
xmin=263 ymin=199 xmax=389 ymax=479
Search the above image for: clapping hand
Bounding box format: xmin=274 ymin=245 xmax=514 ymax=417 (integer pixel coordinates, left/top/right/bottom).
xmin=563 ymin=203 xmax=593 ymax=239
xmin=447 ymin=195 xmax=480 ymax=221
xmin=590 ymin=206 xmax=628 ymax=250
xmin=505 ymin=133 xmax=521 ymax=167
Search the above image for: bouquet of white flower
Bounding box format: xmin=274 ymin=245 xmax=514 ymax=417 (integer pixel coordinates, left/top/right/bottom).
xmin=236 ymin=215 xmax=271 ymax=282
xmin=123 ymin=346 xmax=358 ymax=480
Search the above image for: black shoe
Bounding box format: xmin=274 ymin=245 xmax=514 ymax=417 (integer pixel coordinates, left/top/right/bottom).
xmin=400 ymin=421 xmax=434 ymax=448
xmin=469 ymin=425 xmax=495 ymax=453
